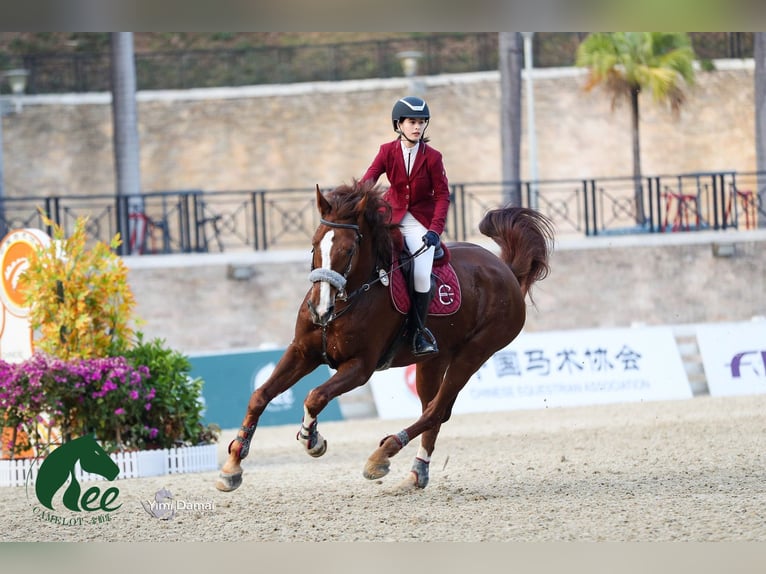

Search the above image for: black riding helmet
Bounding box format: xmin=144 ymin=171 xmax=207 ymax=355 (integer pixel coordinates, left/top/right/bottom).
xmin=391 ymin=96 xmax=430 ymax=140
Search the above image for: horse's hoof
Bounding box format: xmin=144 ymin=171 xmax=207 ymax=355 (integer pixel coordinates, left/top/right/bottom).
xmin=215 ymin=471 xmax=243 ymax=492
xmin=395 ymin=471 xmax=421 ymax=491
xmin=308 ymin=438 xmax=327 ymax=458
xmin=363 ymin=459 xmax=390 ymax=480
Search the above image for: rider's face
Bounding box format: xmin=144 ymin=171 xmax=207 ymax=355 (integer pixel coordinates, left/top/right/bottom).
xmin=399 ymin=117 xmax=426 ymax=146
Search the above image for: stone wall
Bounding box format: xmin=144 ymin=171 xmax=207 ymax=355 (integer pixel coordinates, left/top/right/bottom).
xmin=125 ymin=231 xmax=766 ymax=355
xmin=4 ymin=62 xmax=762 ymax=357
xmin=1 ymin=61 xmax=756 ymax=199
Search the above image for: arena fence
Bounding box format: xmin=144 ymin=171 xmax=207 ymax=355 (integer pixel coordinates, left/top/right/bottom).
xmin=0 ymin=169 xmax=763 ymax=255
xmin=0 ymin=443 xmax=218 ymax=487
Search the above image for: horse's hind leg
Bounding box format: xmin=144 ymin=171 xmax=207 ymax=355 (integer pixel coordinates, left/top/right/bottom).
xmin=394 ymin=422 xmax=442 ymax=490
xmin=363 ymin=357 xmax=448 ymax=485
xmin=364 ymin=343 xmax=496 ymax=487
xmin=216 ymin=345 xmax=319 ymax=492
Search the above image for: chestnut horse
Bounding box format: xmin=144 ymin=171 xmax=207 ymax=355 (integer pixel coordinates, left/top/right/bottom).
xmin=216 ymin=180 xmax=554 ymax=492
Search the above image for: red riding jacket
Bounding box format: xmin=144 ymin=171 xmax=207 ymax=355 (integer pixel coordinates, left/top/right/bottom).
xmin=362 ymin=139 xmax=451 ymax=235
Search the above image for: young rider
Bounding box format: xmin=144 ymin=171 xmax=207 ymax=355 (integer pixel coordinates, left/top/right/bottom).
xmin=361 ymin=95 xmax=451 ymax=356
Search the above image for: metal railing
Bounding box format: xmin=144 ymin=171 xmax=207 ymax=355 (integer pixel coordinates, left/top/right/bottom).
xmin=0 ymin=32 xmax=755 ymax=95
xmin=1 ymin=170 xmax=763 ymax=255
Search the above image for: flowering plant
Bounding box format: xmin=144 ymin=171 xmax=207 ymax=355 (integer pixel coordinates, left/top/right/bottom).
xmin=0 ymin=354 xmax=157 ymax=455
xmin=1 ymin=216 xmax=218 ymax=459
xmin=0 ymin=335 xmax=219 ymax=457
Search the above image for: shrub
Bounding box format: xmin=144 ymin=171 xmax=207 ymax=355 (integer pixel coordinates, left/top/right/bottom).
xmin=0 ymin=215 xmax=218 ymax=457
xmin=18 ymin=215 xmax=137 ymax=360
xmin=122 ymin=333 xmax=214 ymax=449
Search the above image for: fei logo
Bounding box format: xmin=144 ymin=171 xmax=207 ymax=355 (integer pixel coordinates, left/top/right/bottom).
xmin=27 ymin=435 xmax=122 ymax=527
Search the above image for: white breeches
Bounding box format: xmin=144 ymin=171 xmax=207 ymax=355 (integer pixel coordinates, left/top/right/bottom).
xmin=401 ymin=212 xmax=435 ymax=293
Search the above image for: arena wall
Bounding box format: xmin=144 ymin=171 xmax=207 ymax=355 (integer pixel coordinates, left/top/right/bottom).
xmin=125 ymin=230 xmax=766 ymax=356
xmin=4 ymin=60 xmax=762 ymax=359
xmin=1 ymin=61 xmax=756 ymax=199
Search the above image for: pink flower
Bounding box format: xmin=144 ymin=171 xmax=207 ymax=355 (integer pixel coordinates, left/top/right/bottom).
xmin=114 ymin=407 xmax=126 ymax=416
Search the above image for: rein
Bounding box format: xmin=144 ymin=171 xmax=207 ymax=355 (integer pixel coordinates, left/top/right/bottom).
xmin=311 ymin=217 xmax=427 ymax=305
xmin=342 ymin=243 xmax=427 ymax=302
xmin=309 ymin=216 xmax=428 ymax=368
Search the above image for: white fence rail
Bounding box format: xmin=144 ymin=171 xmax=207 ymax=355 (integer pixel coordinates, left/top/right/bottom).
xmin=0 ymin=443 xmax=218 ymax=488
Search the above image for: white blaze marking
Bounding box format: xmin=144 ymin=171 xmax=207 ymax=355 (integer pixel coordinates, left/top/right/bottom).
xmin=316 ymin=229 xmax=335 ymax=317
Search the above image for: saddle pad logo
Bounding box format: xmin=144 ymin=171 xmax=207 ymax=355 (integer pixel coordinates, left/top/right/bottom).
xmin=437 ymin=284 xmax=455 ymax=306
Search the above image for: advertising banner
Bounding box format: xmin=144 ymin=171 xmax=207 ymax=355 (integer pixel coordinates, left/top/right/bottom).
xmin=190 ymin=349 xmax=342 ymax=429
xmin=0 ymin=228 xmax=51 ymax=363
xmin=696 ymin=321 xmax=766 ymax=397
xmin=369 ymin=326 xmax=692 ymax=419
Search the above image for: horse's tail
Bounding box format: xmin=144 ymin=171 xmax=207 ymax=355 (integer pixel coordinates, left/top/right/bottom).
xmin=478 ymin=206 xmax=554 ymax=301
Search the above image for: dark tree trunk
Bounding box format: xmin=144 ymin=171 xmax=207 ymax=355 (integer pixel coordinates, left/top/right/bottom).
xmin=499 ymin=32 xmax=523 ymax=206
xmin=110 ymin=32 xmax=143 ymax=253
xmin=630 ymin=86 xmax=646 ymax=224
xmin=755 ymin=32 xmax=766 ymax=228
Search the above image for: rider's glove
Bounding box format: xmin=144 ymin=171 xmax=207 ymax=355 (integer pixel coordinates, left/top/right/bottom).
xmin=422 ymin=230 xmax=440 ymax=248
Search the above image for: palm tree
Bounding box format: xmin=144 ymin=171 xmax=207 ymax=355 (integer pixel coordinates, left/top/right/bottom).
xmin=576 ymin=32 xmax=696 ymax=225
xmin=499 ymin=32 xmax=523 ymax=206
xmin=110 ymin=32 xmax=142 ymax=254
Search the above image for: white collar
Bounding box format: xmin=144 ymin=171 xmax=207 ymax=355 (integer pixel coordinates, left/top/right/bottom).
xmin=400 ymin=140 xmax=420 ymax=155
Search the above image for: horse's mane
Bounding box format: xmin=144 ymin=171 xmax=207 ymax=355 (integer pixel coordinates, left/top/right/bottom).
xmin=324 ymin=179 xmax=398 ymax=267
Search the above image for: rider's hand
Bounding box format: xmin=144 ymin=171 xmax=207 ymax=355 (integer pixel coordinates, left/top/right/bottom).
xmin=422 ymin=230 xmax=440 ymax=248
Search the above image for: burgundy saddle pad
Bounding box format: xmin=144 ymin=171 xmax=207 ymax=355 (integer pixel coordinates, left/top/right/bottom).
xmin=390 ymin=256 xmax=461 ymax=316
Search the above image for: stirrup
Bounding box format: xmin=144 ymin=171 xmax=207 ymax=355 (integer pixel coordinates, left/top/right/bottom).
xmin=412 ymin=329 xmax=438 ymax=356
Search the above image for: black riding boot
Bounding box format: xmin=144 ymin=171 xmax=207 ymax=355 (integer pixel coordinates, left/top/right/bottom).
xmin=411 ymin=291 xmax=438 ymax=356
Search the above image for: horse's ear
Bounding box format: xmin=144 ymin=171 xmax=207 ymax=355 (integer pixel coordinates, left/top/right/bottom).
xmin=356 ymin=193 xmax=368 ymax=224
xmin=316 ymin=184 xmax=331 ymax=216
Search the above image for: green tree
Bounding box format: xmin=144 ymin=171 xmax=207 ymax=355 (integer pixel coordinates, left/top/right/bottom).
xmin=19 ymin=215 xmax=136 ymax=360
xmin=576 ymin=32 xmax=696 ymax=224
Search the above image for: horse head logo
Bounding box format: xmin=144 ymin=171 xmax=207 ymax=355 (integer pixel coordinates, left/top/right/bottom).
xmin=35 ymin=434 xmax=121 ymax=512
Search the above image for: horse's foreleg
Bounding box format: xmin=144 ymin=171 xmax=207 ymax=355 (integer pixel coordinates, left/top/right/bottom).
xmin=296 ymin=405 xmax=328 ymax=457
xmin=297 ymin=357 xmax=373 ymax=458
xmin=216 ymin=345 xmax=319 ymax=492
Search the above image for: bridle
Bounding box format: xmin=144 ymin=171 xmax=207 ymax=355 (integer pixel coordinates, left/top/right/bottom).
xmin=307 ymin=216 xmax=427 ymax=366
xmin=309 ymin=216 xmax=428 ymax=308
xmin=308 ymin=218 xmax=363 ymax=303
